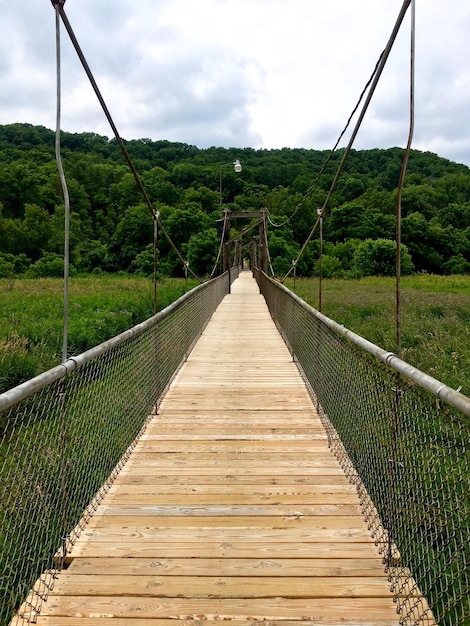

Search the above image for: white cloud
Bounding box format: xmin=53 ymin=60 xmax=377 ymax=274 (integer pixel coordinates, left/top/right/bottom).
xmin=0 ymin=0 xmax=469 ymax=165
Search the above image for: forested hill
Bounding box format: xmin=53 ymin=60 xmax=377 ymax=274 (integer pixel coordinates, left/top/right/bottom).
xmin=1 ymin=122 xmax=469 ymax=278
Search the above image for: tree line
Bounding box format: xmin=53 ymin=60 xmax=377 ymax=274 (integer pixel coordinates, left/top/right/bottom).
xmin=1 ymin=122 xmax=470 ymax=279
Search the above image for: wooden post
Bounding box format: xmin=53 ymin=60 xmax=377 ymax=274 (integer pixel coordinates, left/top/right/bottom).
xmin=259 ymin=209 xmax=267 ymax=274
xmin=223 ymin=208 xmax=231 ymax=273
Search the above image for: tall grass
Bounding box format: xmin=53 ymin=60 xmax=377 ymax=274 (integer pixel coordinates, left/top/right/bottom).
xmin=0 ymin=275 xmax=197 ymax=393
xmin=285 ymin=274 xmax=470 ymax=395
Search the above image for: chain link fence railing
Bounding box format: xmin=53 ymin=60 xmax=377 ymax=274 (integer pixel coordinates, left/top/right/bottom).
xmin=256 ymin=269 xmax=470 ymax=626
xmin=0 ymin=270 xmax=236 ymax=626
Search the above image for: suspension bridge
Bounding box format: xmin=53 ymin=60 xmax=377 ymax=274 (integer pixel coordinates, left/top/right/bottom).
xmin=2 ymin=268 xmax=469 ymax=625
xmin=1 ymin=1 xmax=469 ymax=624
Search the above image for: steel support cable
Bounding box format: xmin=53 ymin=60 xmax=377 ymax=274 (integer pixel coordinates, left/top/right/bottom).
xmin=387 ymin=3 xmax=415 ymax=574
xmin=51 ymin=0 xmax=71 ymax=364
xmin=264 ymin=225 xmax=275 ymax=277
xmin=53 ymin=3 xmax=201 ymax=282
xmin=153 ymin=212 xmax=159 ymax=314
xmin=210 ymin=213 xmax=227 ymax=278
xmin=281 ymin=0 xmax=412 ymax=282
xmin=51 ymin=0 xmax=71 ymax=581
xmin=395 ymin=0 xmax=415 ymax=359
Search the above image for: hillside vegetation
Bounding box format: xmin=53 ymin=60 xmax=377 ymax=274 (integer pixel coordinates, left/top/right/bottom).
xmin=1 ymin=123 xmax=470 ymax=278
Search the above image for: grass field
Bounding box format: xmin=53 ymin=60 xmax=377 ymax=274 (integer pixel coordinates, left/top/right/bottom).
xmin=0 ymin=275 xmax=198 ymax=393
xmin=1 ymin=273 xmax=469 ymax=396
xmin=284 ymin=274 xmax=470 ymax=395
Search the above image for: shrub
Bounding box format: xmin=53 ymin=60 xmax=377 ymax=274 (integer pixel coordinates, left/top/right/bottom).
xmin=442 ymin=254 xmax=470 ymax=275
xmin=313 ymin=255 xmax=343 ymax=278
xmin=26 ymin=253 xmax=76 ymax=278
xmin=353 ymin=239 xmax=414 ymax=277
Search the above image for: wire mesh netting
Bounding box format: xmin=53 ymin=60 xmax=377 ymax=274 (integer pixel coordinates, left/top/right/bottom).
xmin=0 ymin=271 xmax=232 ymax=626
xmin=257 ymin=270 xmax=470 ymax=626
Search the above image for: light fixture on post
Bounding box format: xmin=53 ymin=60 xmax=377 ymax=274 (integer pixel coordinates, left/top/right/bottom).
xmin=218 ymin=160 xmax=242 ymax=273
xmin=219 ymin=159 xmax=242 ymax=208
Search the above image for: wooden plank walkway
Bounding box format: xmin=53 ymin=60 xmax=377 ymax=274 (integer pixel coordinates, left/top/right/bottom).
xmin=32 ymin=271 xmax=404 ymax=625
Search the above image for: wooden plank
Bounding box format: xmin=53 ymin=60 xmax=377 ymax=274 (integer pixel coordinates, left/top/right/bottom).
xmin=50 ymin=574 xmax=407 ymax=599
xmin=34 ymin=615 xmax=404 ymax=626
xmin=124 ymin=454 xmax=341 ymax=465
xmin=66 ymin=541 xmax=385 ymax=560
xmin=84 ymin=514 xmax=369 ymax=529
xmin=94 ymin=504 xmax=363 ymax=516
xmin=103 ymin=493 xmax=361 ymax=506
xmin=35 ymin=596 xmax=403 ymax=622
xmin=67 ymin=557 xmax=389 ymax=577
xmin=79 ymin=526 xmax=375 ymax=543
xmin=129 ymin=439 xmax=335 ymax=450
xmin=112 ymin=474 xmax=351 ymax=486
xmin=118 ymin=466 xmax=346 ymax=476
xmin=106 ymin=483 xmax=358 ymax=495
xmin=139 ymin=433 xmax=328 ymax=439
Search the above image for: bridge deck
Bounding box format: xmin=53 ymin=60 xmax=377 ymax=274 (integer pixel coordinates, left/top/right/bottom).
xmin=33 ymin=272 xmax=403 ymax=625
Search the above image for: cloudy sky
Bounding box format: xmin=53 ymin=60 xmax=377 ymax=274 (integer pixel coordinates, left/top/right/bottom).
xmin=1 ymin=0 xmax=469 ymax=166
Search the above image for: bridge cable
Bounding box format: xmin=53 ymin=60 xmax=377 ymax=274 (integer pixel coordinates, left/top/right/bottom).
xmin=395 ymin=0 xmax=415 ymax=360
xmin=52 ymin=3 xmax=202 ymax=284
xmin=51 ymin=0 xmax=71 ymax=575
xmin=388 ymin=0 xmax=415 ymax=569
xmin=264 ymin=225 xmax=275 ymax=278
xmin=52 ymin=0 xmax=71 ymax=364
xmin=280 ymin=0 xmax=412 ymax=283
xmin=210 ymin=213 xmax=228 ymax=278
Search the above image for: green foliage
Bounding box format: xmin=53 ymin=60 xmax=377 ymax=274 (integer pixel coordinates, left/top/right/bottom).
xmin=287 ymin=275 xmax=470 ymax=393
xmin=187 ymin=228 xmax=219 ymax=276
xmin=442 ymin=254 xmax=470 ymax=275
xmin=1 ymin=123 xmax=470 ymax=279
xmin=0 ymin=276 xmax=194 ymax=392
xmin=131 ymin=243 xmax=158 ymax=277
xmin=313 ymin=254 xmax=343 ymax=278
xmin=353 ymin=239 xmax=414 ymax=277
xmin=26 ymin=253 xmax=75 ymax=278
xmin=0 ymin=258 xmax=14 ymax=280
xmin=109 ymin=204 xmax=154 ymax=270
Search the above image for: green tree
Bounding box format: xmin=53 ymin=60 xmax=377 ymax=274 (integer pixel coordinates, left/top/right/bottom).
xmin=327 ymin=203 xmax=393 ymax=242
xmin=402 ymin=212 xmax=442 ymax=273
xmin=163 ymin=206 xmax=211 ymax=251
xmin=187 ymin=229 xmax=219 ymax=276
xmin=26 ymin=253 xmax=75 ymax=278
xmin=0 ymin=163 xmax=40 ymax=217
xmin=74 ymin=239 xmax=112 ymax=273
xmin=19 ymin=204 xmax=52 ymax=261
xmin=313 ymin=255 xmax=343 ymax=278
xmin=109 ymin=172 xmax=141 ymax=212
xmin=352 ymin=239 xmax=413 ymax=277
xmin=131 ymin=243 xmax=160 ymax=277
xmin=110 ymin=204 xmax=154 ymax=270
xmin=185 ymin=186 xmax=219 ymax=213
xmin=442 ymin=254 xmax=470 ymax=275
xmin=0 ymin=257 xmax=14 ymax=279
xmin=0 ymin=203 xmax=22 ymax=254
xmin=267 ymin=233 xmax=306 ymax=277
xmin=437 ymin=203 xmax=470 ymax=229
xmin=142 ymin=167 xmax=183 ymax=206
